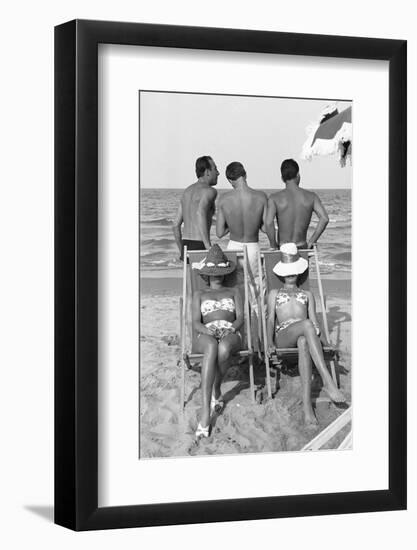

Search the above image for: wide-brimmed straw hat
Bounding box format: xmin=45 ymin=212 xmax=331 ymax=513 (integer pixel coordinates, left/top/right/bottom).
xmin=273 ymin=243 xmax=308 ymax=277
xmin=193 ymin=244 xmax=236 ymax=276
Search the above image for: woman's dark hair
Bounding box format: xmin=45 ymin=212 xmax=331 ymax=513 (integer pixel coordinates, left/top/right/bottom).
xmin=280 ymin=159 xmax=299 ymax=182
xmin=195 ymin=156 xmax=213 ymax=178
xmin=199 ymin=273 xmax=227 ymax=286
xmin=278 ymin=274 xmax=300 ymax=284
xmin=226 ymin=161 xmax=246 ymax=181
xmin=200 ymin=274 xmax=210 ymax=285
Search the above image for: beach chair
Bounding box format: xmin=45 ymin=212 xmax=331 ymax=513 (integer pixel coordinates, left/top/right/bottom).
xmin=179 ymin=245 xmax=258 ymax=410
xmin=261 ymin=244 xmax=338 ymax=388
xmin=301 ymin=407 xmax=352 ymax=451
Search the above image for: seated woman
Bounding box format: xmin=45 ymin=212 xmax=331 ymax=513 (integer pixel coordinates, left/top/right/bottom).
xmin=192 ymin=244 xmax=243 ymax=438
xmin=266 ymin=243 xmax=345 ymax=426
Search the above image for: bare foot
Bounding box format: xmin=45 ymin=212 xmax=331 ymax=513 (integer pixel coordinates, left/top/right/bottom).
xmin=322 ymin=384 xmax=346 ymax=403
xmin=303 ymin=409 xmax=319 ymax=427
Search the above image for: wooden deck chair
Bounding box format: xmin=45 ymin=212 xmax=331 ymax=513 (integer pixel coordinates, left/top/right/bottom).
xmin=180 ymin=245 xmax=256 ymax=410
xmin=261 ymin=244 xmax=338 ymax=387
xmin=301 ymin=407 xmax=352 ymax=451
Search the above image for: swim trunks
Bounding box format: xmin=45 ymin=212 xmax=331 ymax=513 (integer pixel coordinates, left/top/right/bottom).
xmin=180 ymin=239 xmax=206 ymax=262
xmin=279 ymin=241 xmax=308 ymax=250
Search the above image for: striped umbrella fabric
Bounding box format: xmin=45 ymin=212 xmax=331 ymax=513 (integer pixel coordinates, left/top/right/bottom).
xmin=301 ymin=105 xmax=352 ymax=167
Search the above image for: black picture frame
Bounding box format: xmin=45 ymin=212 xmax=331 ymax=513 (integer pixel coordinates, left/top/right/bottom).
xmin=55 ymin=19 xmax=407 ymax=531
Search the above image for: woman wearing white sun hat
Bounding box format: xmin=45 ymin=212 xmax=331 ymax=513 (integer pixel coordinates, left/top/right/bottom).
xmin=266 ymin=243 xmax=345 ymax=426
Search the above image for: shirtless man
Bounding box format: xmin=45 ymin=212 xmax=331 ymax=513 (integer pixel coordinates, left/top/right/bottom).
xmin=216 ymin=161 xmax=269 ymax=253
xmin=172 ymin=156 xmax=219 ymax=260
xmin=266 ymin=159 xmax=329 ymax=250
xmin=216 ymin=162 xmax=270 ymax=316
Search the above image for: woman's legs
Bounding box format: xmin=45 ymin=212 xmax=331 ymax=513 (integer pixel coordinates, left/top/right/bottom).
xmin=297 ymin=336 xmax=317 ymax=425
xmin=213 ymin=333 xmax=241 ymax=400
xmin=194 ymin=334 xmax=218 ymax=427
xmin=276 ymin=319 xmax=345 ymax=402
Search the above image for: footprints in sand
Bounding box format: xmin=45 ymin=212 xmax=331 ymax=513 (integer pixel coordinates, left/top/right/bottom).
xmin=139 ymin=294 xmax=351 ymax=458
xmin=140 ymin=363 xmax=346 ymax=458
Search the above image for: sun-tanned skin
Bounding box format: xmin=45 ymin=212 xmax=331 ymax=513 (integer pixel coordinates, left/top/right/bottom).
xmin=193 ymin=276 xmax=243 ymax=428
xmin=265 ymin=173 xmax=329 ymax=249
xmin=216 ymin=175 xmax=270 ymax=242
xmin=172 ymin=158 xmax=219 ymax=253
xmin=266 ymin=274 xmax=345 ymax=426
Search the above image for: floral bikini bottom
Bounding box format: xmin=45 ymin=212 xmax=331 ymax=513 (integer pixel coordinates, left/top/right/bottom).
xmin=203 ymin=320 xmax=241 ymax=342
xmin=275 ymin=318 xmax=303 ymax=333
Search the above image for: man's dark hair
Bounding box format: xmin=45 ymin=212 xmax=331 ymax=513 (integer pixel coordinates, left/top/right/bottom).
xmin=281 ymin=159 xmax=299 ymax=182
xmin=226 ymin=161 xmax=246 ymax=181
xmin=195 ymin=156 xmax=213 ymax=178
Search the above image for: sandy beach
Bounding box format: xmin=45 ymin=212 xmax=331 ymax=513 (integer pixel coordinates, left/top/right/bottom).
xmin=139 ymin=274 xmax=351 ymax=458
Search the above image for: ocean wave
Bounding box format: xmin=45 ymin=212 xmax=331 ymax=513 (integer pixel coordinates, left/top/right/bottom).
xmin=328 ymin=216 xmax=351 ymax=224
xmin=141 ymin=260 xmax=181 ymax=269
xmin=141 ymin=217 xmax=173 ymax=226
xmin=141 ymin=237 xmax=175 ymax=246
xmin=332 ymin=251 xmax=351 ymax=262
xmin=140 ymin=252 xmax=174 ymax=260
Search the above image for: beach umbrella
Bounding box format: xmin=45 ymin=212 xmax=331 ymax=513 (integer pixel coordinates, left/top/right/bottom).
xmin=301 ymin=105 xmax=352 ymax=167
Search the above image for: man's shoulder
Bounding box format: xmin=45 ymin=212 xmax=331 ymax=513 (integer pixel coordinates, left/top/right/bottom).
xmin=269 ymin=189 xmax=287 ymax=203
xmin=300 ymin=188 xmax=318 ymax=205
xmin=251 ymin=188 xmax=268 ymax=201
xmin=184 ymin=183 xmax=216 ymax=199
xmin=183 ymin=182 xmax=197 ymax=196
xmin=201 ymin=185 xmax=217 ymax=199
xmin=270 ymin=189 xmax=286 ymax=197
xmin=218 ymin=190 xmax=234 ymax=203
xmin=301 ymin=187 xmax=316 ymax=198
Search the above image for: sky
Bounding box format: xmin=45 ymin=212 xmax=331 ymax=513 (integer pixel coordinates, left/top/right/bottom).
xmin=140 ymin=91 xmax=352 ymax=190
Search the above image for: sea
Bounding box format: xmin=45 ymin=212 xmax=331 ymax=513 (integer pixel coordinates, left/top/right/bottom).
xmin=140 ymin=189 xmax=351 ymax=279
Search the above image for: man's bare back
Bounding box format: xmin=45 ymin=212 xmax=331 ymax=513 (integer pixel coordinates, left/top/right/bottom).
xmin=172 ymin=156 xmax=219 ymax=256
xmin=269 ymin=187 xmax=319 ymax=247
xmin=266 ymin=159 xmax=329 ymax=249
xmin=181 ymin=183 xmax=216 ymax=241
xmin=216 ymin=187 xmax=268 ymax=242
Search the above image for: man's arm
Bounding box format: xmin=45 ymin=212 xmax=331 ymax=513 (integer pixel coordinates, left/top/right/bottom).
xmin=172 ymin=201 xmax=183 ymax=255
xmin=197 ymin=188 xmax=217 ymax=249
xmin=216 ymin=198 xmax=229 ymax=239
xmin=307 ymin=193 xmax=329 ymax=248
xmin=264 ymin=197 xmax=278 ymax=248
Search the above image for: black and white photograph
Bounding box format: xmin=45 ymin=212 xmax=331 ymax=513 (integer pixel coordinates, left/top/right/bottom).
xmin=139 ymin=91 xmax=352 ymax=458
xmin=0 ymin=0 xmax=411 ymax=541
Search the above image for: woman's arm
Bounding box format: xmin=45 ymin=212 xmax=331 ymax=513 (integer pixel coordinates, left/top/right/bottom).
xmin=192 ymin=291 xmax=213 ymax=336
xmin=266 ymin=289 xmax=278 ymax=353
xmin=231 ymin=288 xmax=244 ymax=331
xmin=306 ymin=291 xmax=321 ymax=336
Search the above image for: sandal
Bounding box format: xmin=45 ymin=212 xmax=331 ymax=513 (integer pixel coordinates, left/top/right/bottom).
xmin=211 ymin=395 xmax=225 ymax=413
xmin=195 ymin=423 xmax=210 ymax=438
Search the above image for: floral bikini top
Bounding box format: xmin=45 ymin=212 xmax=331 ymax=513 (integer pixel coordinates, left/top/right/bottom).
xmin=275 ymin=288 xmax=308 ymax=308
xmin=201 ymin=297 xmax=235 ymax=317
